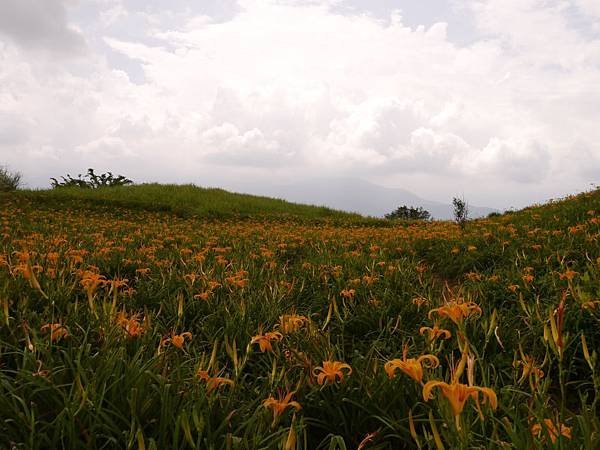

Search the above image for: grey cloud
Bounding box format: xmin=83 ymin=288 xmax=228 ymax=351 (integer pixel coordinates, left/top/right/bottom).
xmin=0 ymin=113 xmax=31 ymax=145
xmin=0 ymin=0 xmax=86 ymax=55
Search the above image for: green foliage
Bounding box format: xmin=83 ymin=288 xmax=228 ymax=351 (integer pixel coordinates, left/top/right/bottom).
xmin=0 ymin=165 xmax=22 ymax=192
xmin=51 ymin=168 xmax=133 ymax=189
xmin=385 ymin=205 xmax=431 ymax=221
xmin=452 ymin=196 xmax=469 ymax=229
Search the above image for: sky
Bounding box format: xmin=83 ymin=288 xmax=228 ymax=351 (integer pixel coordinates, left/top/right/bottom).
xmin=1 ymin=0 xmax=599 ymax=210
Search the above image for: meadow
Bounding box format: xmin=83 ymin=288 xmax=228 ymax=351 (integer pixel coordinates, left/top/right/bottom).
xmin=1 ymin=186 xmax=599 ymax=449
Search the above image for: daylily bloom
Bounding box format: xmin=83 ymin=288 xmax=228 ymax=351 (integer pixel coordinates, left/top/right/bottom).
xmin=115 ymin=309 xmax=145 ymax=338
xmin=531 ymin=419 xmax=572 ymax=444
xmin=251 ymin=331 xmax=283 ymax=352
xmin=197 ymin=370 xmax=234 ymax=392
xmin=340 ymin=289 xmax=355 ymax=299
xmin=423 ymin=381 xmax=497 ymax=429
xmin=412 ymin=297 xmax=428 ymax=307
xmin=313 ymin=360 xmax=352 ymax=385
xmin=385 ymin=345 xmax=439 ymax=384
xmin=276 ymin=313 xmax=308 ymax=334
xmin=162 ymin=331 xmax=192 ymax=349
xmin=558 ymin=269 xmax=579 ymax=281
xmin=423 ymin=350 xmax=497 ymax=429
xmin=516 ymin=355 xmax=544 ymax=384
xmin=428 ymin=300 xmax=482 ymax=325
xmin=419 ymin=324 xmax=452 ymax=342
xmin=193 ymin=291 xmax=211 ymax=301
xmin=262 ymin=391 xmax=301 ymax=426
xmin=41 ymin=323 xmax=69 ymax=342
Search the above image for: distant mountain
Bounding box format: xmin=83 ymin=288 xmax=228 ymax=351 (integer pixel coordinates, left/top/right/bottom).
xmin=231 ymin=177 xmax=499 ymax=220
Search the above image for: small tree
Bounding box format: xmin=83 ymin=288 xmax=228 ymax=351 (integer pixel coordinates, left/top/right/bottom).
xmin=452 ymin=196 xmax=469 ymax=229
xmin=385 ymin=205 xmax=431 ymax=221
xmin=0 ymin=165 xmax=22 ymax=192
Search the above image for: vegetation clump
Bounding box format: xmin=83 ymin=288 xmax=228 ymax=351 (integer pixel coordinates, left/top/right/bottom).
xmin=51 ymin=168 xmax=133 ymax=189
xmin=0 ymin=165 xmax=22 ymax=192
xmin=385 ymin=205 xmax=431 ymax=221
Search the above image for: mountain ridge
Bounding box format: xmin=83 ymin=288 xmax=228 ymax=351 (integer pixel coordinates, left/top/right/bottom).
xmin=230 ymin=177 xmax=499 ymax=219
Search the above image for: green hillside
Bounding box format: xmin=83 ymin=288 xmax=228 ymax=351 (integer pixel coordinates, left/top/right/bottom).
xmin=14 ymin=183 xmax=368 ymax=221
xmin=1 ymin=186 xmax=599 ymax=448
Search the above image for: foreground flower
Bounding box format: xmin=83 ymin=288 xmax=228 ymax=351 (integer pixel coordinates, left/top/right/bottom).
xmin=385 ymin=345 xmax=440 ymax=384
xmin=423 ymin=380 xmax=497 ymax=429
xmin=313 ymin=360 xmax=352 ymax=385
xmin=251 ymin=331 xmax=283 ymax=352
xmin=262 ymin=391 xmax=301 ymax=426
xmin=423 ymin=346 xmax=497 ymax=429
xmin=531 ymin=419 xmax=572 ymax=444
xmin=197 ymin=370 xmax=234 ymax=392
xmin=428 ymin=300 xmax=482 ymax=325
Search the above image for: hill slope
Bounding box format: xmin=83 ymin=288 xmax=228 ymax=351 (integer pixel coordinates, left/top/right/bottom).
xmin=13 ymin=183 xmax=369 ymax=221
xmin=1 ymin=187 xmax=599 ymax=448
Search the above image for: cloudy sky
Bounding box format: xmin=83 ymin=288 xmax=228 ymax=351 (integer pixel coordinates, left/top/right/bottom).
xmin=1 ymin=0 xmax=599 ymax=210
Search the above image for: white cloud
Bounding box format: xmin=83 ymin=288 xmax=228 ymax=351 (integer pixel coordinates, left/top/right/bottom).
xmin=0 ymin=0 xmax=599 ymax=207
xmin=0 ymin=0 xmax=87 ymax=56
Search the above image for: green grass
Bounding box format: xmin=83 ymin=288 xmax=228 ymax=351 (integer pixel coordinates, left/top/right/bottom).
xmin=14 ymin=183 xmax=369 ymax=222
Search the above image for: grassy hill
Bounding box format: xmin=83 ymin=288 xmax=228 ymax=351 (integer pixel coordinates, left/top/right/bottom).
xmin=13 ymin=183 xmax=368 ymax=222
xmin=1 ymin=186 xmax=599 ymax=448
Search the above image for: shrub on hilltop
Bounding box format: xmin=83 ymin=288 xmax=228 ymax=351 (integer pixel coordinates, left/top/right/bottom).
xmin=0 ymin=165 xmax=22 ymax=192
xmin=385 ymin=205 xmax=431 ymax=221
xmin=51 ymin=168 xmax=133 ymax=189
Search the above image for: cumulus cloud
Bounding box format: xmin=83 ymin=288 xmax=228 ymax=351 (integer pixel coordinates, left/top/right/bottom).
xmin=0 ymin=0 xmax=87 ymax=55
xmin=0 ymin=0 xmax=599 ymax=206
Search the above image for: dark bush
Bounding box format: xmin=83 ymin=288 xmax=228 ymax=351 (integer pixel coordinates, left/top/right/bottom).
xmin=51 ymin=168 xmax=133 ymax=189
xmin=385 ymin=205 xmax=431 ymax=221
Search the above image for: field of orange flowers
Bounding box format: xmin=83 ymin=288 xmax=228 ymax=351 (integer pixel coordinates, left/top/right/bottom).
xmin=1 ymin=189 xmax=599 ymax=449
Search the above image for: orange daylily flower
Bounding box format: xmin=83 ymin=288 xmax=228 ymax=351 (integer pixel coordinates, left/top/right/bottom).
xmin=428 ymin=300 xmax=482 ymax=325
xmin=340 ymin=289 xmax=355 ymax=299
xmin=80 ymin=270 xmax=107 ymax=299
xmin=262 ymin=391 xmax=302 ymax=426
xmin=251 ymin=331 xmax=283 ymax=352
xmin=41 ymin=323 xmax=69 ymax=342
xmin=558 ymin=269 xmax=578 ymax=281
xmin=412 ymin=297 xmax=428 ymax=307
xmin=313 ymin=360 xmax=352 ymax=385
xmin=423 ymin=349 xmax=497 ymax=429
xmin=531 ymin=419 xmax=572 ymax=444
xmin=423 ymin=381 xmax=497 ymax=429
xmin=385 ymin=345 xmax=439 ymax=383
xmin=276 ymin=314 xmax=308 ymax=334
xmin=516 ymin=355 xmax=544 ymax=384
xmin=507 ymin=284 xmax=519 ymax=293
xmin=162 ymin=331 xmax=192 ymax=349
xmin=197 ymin=370 xmax=234 ymax=392
xmin=419 ymin=324 xmax=452 ymax=341
xmin=115 ymin=309 xmax=145 ymax=338
xmin=194 ymin=291 xmax=211 ymax=301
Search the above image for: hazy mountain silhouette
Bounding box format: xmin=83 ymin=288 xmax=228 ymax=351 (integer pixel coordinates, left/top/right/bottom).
xmin=231 ymin=177 xmax=499 ymax=219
